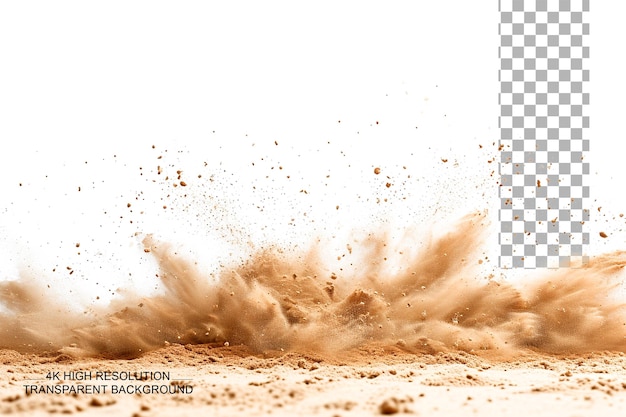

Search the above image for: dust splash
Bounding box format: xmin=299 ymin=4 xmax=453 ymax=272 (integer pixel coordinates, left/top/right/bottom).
xmin=1 ymin=212 xmax=625 ymax=358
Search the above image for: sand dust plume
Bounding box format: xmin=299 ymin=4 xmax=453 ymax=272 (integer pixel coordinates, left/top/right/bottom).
xmin=1 ymin=212 xmax=625 ymax=359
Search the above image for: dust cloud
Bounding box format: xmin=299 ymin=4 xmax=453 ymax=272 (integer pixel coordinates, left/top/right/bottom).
xmin=1 ymin=212 xmax=625 ymax=359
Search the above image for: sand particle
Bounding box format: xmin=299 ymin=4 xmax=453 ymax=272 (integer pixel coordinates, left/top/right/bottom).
xmin=379 ymin=398 xmax=399 ymax=415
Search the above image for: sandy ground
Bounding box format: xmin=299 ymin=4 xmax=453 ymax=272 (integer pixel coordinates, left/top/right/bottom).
xmin=1 ymin=345 xmax=625 ymax=417
xmin=2 ymin=218 xmax=625 ymax=416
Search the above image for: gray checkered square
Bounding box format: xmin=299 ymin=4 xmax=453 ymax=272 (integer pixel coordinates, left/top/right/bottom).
xmin=499 ymin=0 xmax=589 ymax=268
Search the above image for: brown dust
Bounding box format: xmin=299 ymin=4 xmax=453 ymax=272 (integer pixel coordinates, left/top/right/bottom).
xmin=1 ymin=212 xmax=625 ymax=359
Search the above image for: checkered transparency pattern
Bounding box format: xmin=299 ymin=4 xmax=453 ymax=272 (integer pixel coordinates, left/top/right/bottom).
xmin=499 ymin=0 xmax=590 ymax=268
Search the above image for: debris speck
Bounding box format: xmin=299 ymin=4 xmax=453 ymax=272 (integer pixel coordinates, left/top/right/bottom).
xmin=379 ymin=398 xmax=399 ymax=415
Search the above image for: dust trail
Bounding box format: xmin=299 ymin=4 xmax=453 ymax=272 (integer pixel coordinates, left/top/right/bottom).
xmin=1 ymin=212 xmax=625 ymax=358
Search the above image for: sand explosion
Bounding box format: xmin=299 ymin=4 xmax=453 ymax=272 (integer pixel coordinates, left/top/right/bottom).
xmin=1 ymin=212 xmax=624 ymax=359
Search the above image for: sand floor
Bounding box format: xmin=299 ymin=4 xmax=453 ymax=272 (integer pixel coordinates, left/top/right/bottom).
xmin=1 ymin=345 xmax=625 ymax=416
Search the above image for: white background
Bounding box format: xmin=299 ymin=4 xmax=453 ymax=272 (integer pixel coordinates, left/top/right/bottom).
xmin=0 ymin=1 xmax=624 ymax=302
